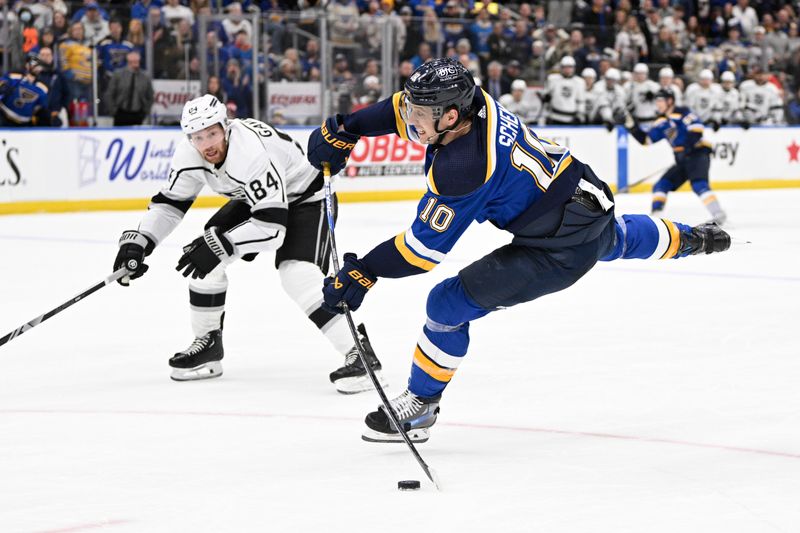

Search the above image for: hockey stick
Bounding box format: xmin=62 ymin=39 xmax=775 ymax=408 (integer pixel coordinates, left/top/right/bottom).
xmin=615 ymin=164 xmax=671 ymax=194
xmin=322 ymin=163 xmax=442 ymax=491
xmin=0 ymin=268 xmax=128 ymax=348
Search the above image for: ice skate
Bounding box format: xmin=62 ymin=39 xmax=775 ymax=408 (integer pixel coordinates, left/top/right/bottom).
xmin=362 ymin=389 xmax=440 ymax=443
xmin=329 ymin=323 xmax=387 ymax=394
xmin=679 ymin=223 xmax=731 ymax=255
xmin=169 ymin=329 xmax=224 ymax=381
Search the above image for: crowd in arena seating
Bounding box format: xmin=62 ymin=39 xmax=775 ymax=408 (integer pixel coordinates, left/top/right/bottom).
xmin=1 ymin=0 xmax=800 ymax=127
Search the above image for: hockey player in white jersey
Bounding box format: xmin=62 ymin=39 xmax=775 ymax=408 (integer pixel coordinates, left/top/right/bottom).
xmin=111 ymin=94 xmax=386 ymax=392
xmin=685 ymin=69 xmax=723 ymax=127
xmin=593 ymin=67 xmax=626 ymax=131
xmin=659 ymin=67 xmax=683 ymax=105
xmin=715 ymin=71 xmax=743 ymax=126
xmin=740 ymin=69 xmax=785 ymax=126
xmin=498 ymin=79 xmax=541 ymax=125
xmin=543 ymin=56 xmax=585 ymax=125
xmin=627 ymin=63 xmax=660 ymax=128
xmin=581 ymin=68 xmax=600 ymax=124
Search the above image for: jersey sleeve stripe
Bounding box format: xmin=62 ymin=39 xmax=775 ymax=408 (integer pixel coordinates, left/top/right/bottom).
xmin=660 ymin=219 xmax=681 ymax=259
xmin=392 ymin=92 xmax=410 ymax=141
xmin=426 ymin=157 xmax=440 ymax=195
xmin=552 ymin=154 xmax=574 ymax=180
xmin=393 ymin=233 xmax=437 ymax=271
xmin=404 ymin=228 xmax=446 ymax=263
xmin=251 ymin=206 xmax=288 ymax=228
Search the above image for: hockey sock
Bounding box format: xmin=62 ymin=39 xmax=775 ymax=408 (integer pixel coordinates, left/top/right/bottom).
xmin=278 ymin=260 xmax=353 ymax=354
xmin=189 ymin=267 xmax=228 ymax=337
xmin=651 ymin=191 xmax=667 ymax=213
xmin=601 ymin=214 xmax=693 ymax=261
xmin=699 ymin=191 xmax=725 ymax=219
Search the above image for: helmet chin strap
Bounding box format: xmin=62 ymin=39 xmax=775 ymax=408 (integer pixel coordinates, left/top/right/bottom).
xmin=426 ymin=115 xmax=471 ymax=144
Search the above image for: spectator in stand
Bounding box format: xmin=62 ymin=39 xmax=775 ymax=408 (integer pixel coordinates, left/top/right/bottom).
xmin=51 ymin=11 xmax=69 ymax=41
xmin=615 ymin=14 xmax=648 ymax=72
xmin=747 ymin=26 xmax=775 ymax=72
xmin=763 ymin=14 xmax=789 ymax=68
xmin=331 ymin=53 xmax=354 ymax=114
xmin=18 ymin=8 xmax=40 ymax=56
xmin=663 ymin=4 xmax=688 ymax=50
xmin=719 ymin=26 xmax=749 ymax=74
xmin=574 ymin=32 xmax=601 ymax=74
xmin=398 ymin=59 xmax=414 ymax=88
xmin=205 ymin=30 xmax=233 ymax=77
xmin=410 ymin=41 xmax=433 ymax=70
xmin=508 ymin=19 xmax=534 ymax=66
xmin=0 ymin=53 xmax=50 ymax=126
xmin=99 ymin=20 xmax=133 ymax=79
xmin=521 ymin=40 xmax=547 ymax=84
xmin=455 ymin=38 xmax=480 ymax=78
xmin=359 ymin=1 xmax=383 ymax=57
xmin=105 ymin=50 xmax=153 ymax=126
xmin=232 ymin=29 xmax=254 ymax=74
xmin=732 ymin=0 xmax=758 ymax=39
xmin=274 ymin=58 xmax=300 ymax=81
xmin=399 ymin=6 xmax=421 ymax=61
xmin=642 ymin=6 xmax=661 ymax=50
xmin=469 ymin=7 xmax=493 ymax=69
xmin=580 ymin=0 xmax=614 ymax=49
xmin=127 ymin=18 xmax=146 ymax=60
xmin=487 ymin=21 xmax=511 ymax=65
xmin=207 ymin=74 xmax=225 ymax=103
xmin=70 ymin=0 xmax=109 ymax=24
xmin=79 ymin=2 xmax=110 ymax=45
xmin=17 ymin=0 xmax=52 ymax=31
xmin=162 ymin=0 xmax=195 ymax=26
xmin=485 ymin=60 xmax=510 ymax=100
xmin=301 ymin=39 xmax=320 ymax=80
xmin=131 ymin=0 xmax=164 ymax=22
xmin=36 ymin=27 xmax=56 ymax=55
xmin=422 ymin=6 xmax=443 ymax=48
xmin=222 ymin=2 xmax=253 ymax=43
xmin=441 ymin=1 xmax=467 ymax=50
xmin=327 ymin=0 xmax=359 ymax=56
xmin=352 ymin=74 xmax=381 ymax=111
xmin=36 ymin=46 xmax=69 ymax=126
xmin=684 ymin=35 xmax=717 ymax=81
xmin=221 ymin=57 xmax=251 ymax=118
xmin=378 ymin=0 xmax=406 ymax=58
xmin=356 ymin=58 xmax=380 ymax=95
xmin=58 ymin=22 xmax=92 ymax=106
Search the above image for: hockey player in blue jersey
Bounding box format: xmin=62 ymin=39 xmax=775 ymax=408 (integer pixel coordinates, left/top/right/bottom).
xmin=307 ymin=58 xmax=731 ymax=443
xmin=627 ymin=89 xmax=727 ymax=225
xmin=0 ymin=54 xmax=50 ymax=127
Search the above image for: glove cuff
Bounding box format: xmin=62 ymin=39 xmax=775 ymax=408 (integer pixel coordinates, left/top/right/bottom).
xmin=119 ymin=230 xmax=150 ymax=249
xmin=203 ymin=227 xmax=236 ymax=262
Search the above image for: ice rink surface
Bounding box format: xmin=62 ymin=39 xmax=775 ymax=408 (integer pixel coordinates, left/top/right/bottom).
xmin=0 ymin=188 xmax=798 ymax=533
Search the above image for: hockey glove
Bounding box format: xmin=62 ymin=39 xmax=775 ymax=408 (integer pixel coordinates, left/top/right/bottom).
xmin=176 ymin=227 xmax=236 ymax=279
xmin=644 ymin=90 xmax=655 ymax=102
xmin=708 ymin=120 xmax=721 ymax=132
xmin=739 ymin=121 xmax=751 ymax=130
xmin=322 ymin=253 xmax=376 ymax=314
xmin=114 ymin=230 xmax=154 ymax=286
xmin=307 ymin=115 xmax=360 ymax=175
xmin=604 ymin=120 xmax=615 ymax=132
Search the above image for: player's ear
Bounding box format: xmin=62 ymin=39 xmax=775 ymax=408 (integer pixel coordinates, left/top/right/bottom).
xmin=445 ymin=107 xmax=459 ymax=127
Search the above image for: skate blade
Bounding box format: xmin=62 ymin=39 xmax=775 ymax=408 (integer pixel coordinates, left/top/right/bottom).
xmin=170 ymin=361 xmax=223 ymax=381
xmin=334 ymin=371 xmax=389 ymax=395
xmin=362 ymin=427 xmax=430 ymax=443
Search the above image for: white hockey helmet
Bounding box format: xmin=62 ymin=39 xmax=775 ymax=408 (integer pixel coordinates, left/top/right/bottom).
xmin=699 ymin=69 xmax=714 ymax=81
xmin=581 ymin=67 xmax=597 ymax=79
xmin=560 ymin=56 xmax=576 ymax=68
xmin=605 ymin=68 xmax=621 ymax=81
xmin=633 ymin=63 xmax=649 ymax=74
xmin=720 ymin=71 xmax=736 ymax=83
xmin=659 ymin=66 xmax=674 ymax=79
xmin=511 ymin=79 xmax=527 ymax=91
xmin=181 ymin=94 xmax=228 ymax=136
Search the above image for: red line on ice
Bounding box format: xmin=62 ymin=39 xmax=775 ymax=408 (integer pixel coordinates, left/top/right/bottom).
xmin=4 ymin=408 xmax=799 ymax=460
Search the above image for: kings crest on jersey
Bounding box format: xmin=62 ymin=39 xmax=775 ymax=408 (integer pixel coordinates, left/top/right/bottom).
xmin=358 ymin=89 xmax=595 ymax=278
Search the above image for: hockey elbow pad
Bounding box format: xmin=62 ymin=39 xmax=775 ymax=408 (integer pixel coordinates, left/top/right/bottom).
xmin=307 ymin=115 xmax=360 ymax=175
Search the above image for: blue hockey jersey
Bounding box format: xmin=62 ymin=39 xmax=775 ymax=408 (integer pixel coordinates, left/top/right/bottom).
xmin=341 ymin=89 xmax=609 ymax=278
xmin=645 ymin=106 xmax=712 ymax=157
xmin=0 ymin=73 xmax=49 ymax=125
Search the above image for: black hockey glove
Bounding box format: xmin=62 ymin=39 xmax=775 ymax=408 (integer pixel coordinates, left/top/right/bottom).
xmin=708 ymin=120 xmax=721 ymax=132
xmin=322 ymin=253 xmax=376 ymax=314
xmin=541 ymin=93 xmax=552 ymax=104
xmin=739 ymin=121 xmax=751 ymax=130
xmin=604 ymin=120 xmax=615 ymax=132
xmin=114 ymin=230 xmax=154 ymax=286
xmin=307 ymin=114 xmax=360 ymax=175
xmin=644 ymin=90 xmax=655 ymax=102
xmin=176 ymin=227 xmax=235 ymax=279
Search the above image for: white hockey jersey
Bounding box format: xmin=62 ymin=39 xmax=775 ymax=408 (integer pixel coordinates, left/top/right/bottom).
xmin=544 ymin=73 xmax=585 ymax=123
xmin=739 ymin=80 xmax=785 ymax=125
xmin=592 ymin=82 xmax=626 ymax=124
xmin=627 ymin=79 xmax=660 ymax=123
xmin=583 ymin=84 xmax=601 ymax=124
xmin=716 ymin=87 xmax=743 ymax=124
xmin=498 ymin=92 xmax=542 ymax=125
xmin=138 ymin=118 xmax=322 ymax=256
xmin=684 ymin=82 xmax=722 ymax=122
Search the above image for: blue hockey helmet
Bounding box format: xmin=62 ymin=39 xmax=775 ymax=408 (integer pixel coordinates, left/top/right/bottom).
xmin=404 ymin=57 xmax=476 ymax=120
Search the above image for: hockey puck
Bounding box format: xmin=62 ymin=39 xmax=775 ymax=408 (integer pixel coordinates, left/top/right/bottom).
xmin=397 ymin=480 xmax=421 ymax=491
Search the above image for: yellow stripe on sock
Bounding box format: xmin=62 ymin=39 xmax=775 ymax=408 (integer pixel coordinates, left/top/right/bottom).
xmin=413 ymin=346 xmax=455 ymax=382
xmin=660 ymin=219 xmax=681 ymax=259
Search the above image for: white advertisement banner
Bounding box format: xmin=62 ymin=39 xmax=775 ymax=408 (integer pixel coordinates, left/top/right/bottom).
xmin=266 ymin=82 xmax=322 ymax=122
xmin=151 ymin=80 xmax=202 ymax=118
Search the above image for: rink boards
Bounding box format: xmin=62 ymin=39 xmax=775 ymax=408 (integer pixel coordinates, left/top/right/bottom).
xmin=0 ymin=125 xmax=798 ymax=214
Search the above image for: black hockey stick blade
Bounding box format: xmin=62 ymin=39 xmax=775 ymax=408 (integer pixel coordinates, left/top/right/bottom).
xmin=322 ymin=164 xmax=442 ymax=490
xmin=0 ymin=268 xmax=128 ymax=348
